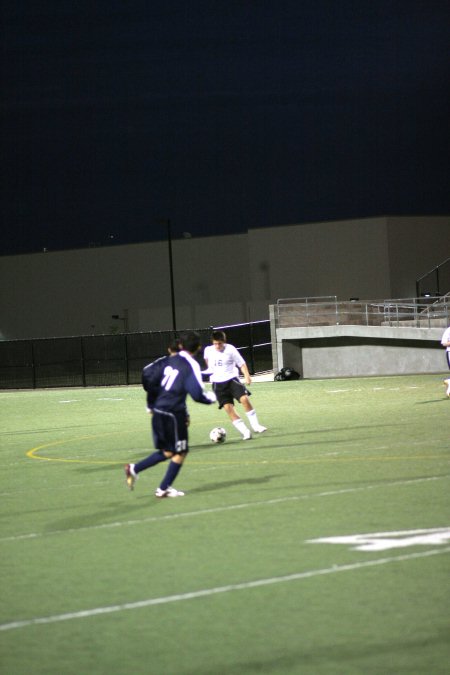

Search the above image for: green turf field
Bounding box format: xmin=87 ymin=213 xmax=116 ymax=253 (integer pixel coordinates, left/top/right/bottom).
xmin=1 ymin=374 xmax=449 ymax=674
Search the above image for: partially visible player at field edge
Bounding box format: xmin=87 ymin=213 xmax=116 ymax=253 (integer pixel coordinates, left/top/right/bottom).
xmin=441 ymin=325 xmax=450 ymax=397
xmin=124 ymin=332 xmax=216 ymax=497
xmin=203 ymin=330 xmax=267 ymax=440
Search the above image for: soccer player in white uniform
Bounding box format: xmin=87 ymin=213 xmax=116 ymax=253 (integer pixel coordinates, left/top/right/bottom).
xmin=441 ymin=325 xmax=450 ymax=397
xmin=204 ymin=330 xmax=267 ymax=440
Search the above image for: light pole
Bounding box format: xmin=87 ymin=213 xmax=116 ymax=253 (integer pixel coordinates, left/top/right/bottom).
xmin=166 ymin=219 xmax=177 ymax=332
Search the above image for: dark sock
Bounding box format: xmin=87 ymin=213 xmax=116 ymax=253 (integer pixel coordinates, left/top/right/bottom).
xmin=160 ymin=461 xmax=182 ymax=490
xmin=135 ymin=450 xmax=166 ymax=474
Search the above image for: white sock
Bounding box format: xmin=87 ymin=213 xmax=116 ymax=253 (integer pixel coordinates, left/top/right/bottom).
xmin=246 ymin=410 xmax=261 ymax=430
xmin=130 ymin=463 xmax=136 ymax=477
xmin=233 ymin=418 xmax=249 ymax=435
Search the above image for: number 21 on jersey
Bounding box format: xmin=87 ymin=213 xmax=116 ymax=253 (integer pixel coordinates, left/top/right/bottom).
xmin=161 ymin=366 xmax=179 ymax=390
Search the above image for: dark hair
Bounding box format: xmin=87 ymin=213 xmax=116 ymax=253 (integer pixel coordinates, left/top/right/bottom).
xmin=168 ymin=338 xmax=181 ymax=353
xmin=212 ymin=330 xmax=226 ymax=342
xmin=178 ymin=331 xmax=201 ymax=354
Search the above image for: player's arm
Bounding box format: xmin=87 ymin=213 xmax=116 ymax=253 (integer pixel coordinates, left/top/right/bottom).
xmin=142 ymin=360 xmax=162 ymax=410
xmin=202 ymin=349 xmax=212 ymax=374
xmin=229 ymin=344 xmax=251 ymax=384
xmin=185 ymin=369 xmax=216 ymax=404
xmin=239 ymin=361 xmax=252 ymax=385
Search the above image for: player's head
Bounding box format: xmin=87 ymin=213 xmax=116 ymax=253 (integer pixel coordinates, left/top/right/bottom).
xmin=168 ymin=338 xmax=181 ymax=355
xmin=178 ymin=331 xmax=201 ymax=355
xmin=212 ymin=331 xmax=226 ymax=342
xmin=211 ymin=330 xmax=226 ymax=351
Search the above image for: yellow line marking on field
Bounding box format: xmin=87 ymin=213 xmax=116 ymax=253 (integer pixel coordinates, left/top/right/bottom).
xmin=26 ymin=432 xmax=449 ymax=466
xmin=26 ymin=433 xmax=127 ymax=465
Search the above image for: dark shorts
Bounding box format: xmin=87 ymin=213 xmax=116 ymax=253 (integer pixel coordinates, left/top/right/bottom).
xmin=152 ymin=408 xmax=189 ymax=454
xmin=447 ymin=352 xmax=450 ymax=370
xmin=212 ymin=378 xmax=251 ymax=409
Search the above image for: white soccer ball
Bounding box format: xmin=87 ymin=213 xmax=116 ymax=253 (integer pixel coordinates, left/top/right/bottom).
xmin=209 ymin=427 xmax=227 ymax=444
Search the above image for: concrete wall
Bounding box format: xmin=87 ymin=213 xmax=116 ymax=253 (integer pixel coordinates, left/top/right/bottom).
xmin=1 ymin=215 xmax=449 ymax=340
xmin=273 ymin=325 xmax=447 ymax=378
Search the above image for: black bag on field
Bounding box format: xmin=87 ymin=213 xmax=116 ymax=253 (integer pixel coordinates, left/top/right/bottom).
xmin=274 ymin=367 xmax=300 ymax=381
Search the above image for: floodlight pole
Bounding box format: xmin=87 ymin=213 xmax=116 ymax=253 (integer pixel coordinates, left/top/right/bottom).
xmin=166 ymin=219 xmax=177 ymax=332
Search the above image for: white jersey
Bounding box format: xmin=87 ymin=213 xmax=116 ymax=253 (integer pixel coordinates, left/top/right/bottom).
xmin=203 ymin=343 xmax=245 ymax=383
xmin=441 ymin=326 xmax=450 ymax=352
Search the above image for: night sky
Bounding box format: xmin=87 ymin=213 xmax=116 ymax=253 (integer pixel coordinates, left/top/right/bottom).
xmin=2 ymin=1 xmax=449 ymax=255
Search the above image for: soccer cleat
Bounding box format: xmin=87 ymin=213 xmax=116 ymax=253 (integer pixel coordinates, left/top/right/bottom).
xmin=124 ymin=464 xmax=137 ymax=490
xmin=253 ymin=425 xmax=267 ymax=433
xmin=242 ymin=428 xmax=252 ymax=440
xmin=155 ymin=486 xmax=185 ymax=498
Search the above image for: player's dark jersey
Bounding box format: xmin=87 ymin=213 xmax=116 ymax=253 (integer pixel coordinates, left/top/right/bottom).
xmin=142 ymin=351 xmax=214 ymax=412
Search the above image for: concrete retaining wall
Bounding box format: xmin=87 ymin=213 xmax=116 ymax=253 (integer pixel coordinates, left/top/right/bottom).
xmin=271 ymin=320 xmax=447 ymax=378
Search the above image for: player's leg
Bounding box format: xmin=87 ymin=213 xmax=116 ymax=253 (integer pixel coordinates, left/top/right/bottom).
xmin=239 ymin=394 xmax=267 ymax=433
xmin=444 ymin=353 xmax=450 ymax=397
xmin=124 ymin=411 xmax=170 ymax=490
xmin=222 ymin=402 xmax=251 ymax=439
xmin=155 ymin=411 xmax=188 ymax=497
xmin=230 ymin=379 xmax=267 ymax=435
xmin=214 ymin=381 xmax=251 ymax=440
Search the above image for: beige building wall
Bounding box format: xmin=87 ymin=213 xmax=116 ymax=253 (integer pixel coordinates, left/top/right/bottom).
xmin=386 ymin=216 xmax=450 ymax=298
xmin=1 ymin=216 xmax=449 ymax=340
xmin=248 ymin=217 xmax=392 ymax=307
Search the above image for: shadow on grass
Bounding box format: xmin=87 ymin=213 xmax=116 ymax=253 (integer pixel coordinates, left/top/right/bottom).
xmin=415 ymin=398 xmax=449 ymax=404
xmin=46 ymin=473 xmax=285 ymax=531
xmin=258 ymin=437 xmax=375 ymax=451
xmin=181 ymin=631 xmax=449 ymax=675
xmin=46 ymin=495 xmax=161 ymax=532
xmin=75 ymin=462 xmax=130 ymax=474
xmin=275 ymin=422 xmax=404 ymax=438
xmin=44 ymin=469 xmax=444 ymax=533
xmin=188 ymin=473 xmax=284 ymax=494
xmin=0 ymin=424 xmax=109 ymax=437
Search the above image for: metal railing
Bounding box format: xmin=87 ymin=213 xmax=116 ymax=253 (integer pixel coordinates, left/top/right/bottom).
xmin=416 ymin=257 xmax=450 ymax=298
xmin=275 ymin=295 xmax=450 ymax=329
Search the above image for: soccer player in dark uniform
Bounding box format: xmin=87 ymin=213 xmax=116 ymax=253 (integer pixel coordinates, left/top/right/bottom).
xmin=124 ymin=331 xmax=216 ymax=498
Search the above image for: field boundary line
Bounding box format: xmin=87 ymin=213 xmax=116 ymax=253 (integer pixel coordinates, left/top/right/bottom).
xmin=1 ymin=475 xmax=448 ymax=544
xmin=1 ymin=547 xmax=449 ymax=633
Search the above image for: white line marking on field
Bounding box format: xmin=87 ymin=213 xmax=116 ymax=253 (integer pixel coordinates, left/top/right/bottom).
xmin=327 ymin=389 xmax=353 ymax=393
xmin=1 ymin=547 xmax=449 ymax=633
xmin=327 ymin=385 xmax=424 ymax=394
xmin=59 ymin=400 xmax=79 ymax=404
xmin=1 ymin=475 xmax=447 ymax=544
xmin=96 ymin=398 xmax=124 ymax=401
xmin=308 ymin=527 xmax=450 ymax=551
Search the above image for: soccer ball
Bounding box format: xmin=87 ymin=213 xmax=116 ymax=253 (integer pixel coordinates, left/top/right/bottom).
xmin=209 ymin=427 xmax=227 ymax=444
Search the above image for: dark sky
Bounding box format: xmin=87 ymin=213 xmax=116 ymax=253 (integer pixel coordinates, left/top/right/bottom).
xmin=1 ymin=0 xmax=449 ymax=255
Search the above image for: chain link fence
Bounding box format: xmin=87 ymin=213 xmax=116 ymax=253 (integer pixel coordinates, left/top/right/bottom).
xmin=0 ymin=321 xmax=271 ymax=389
